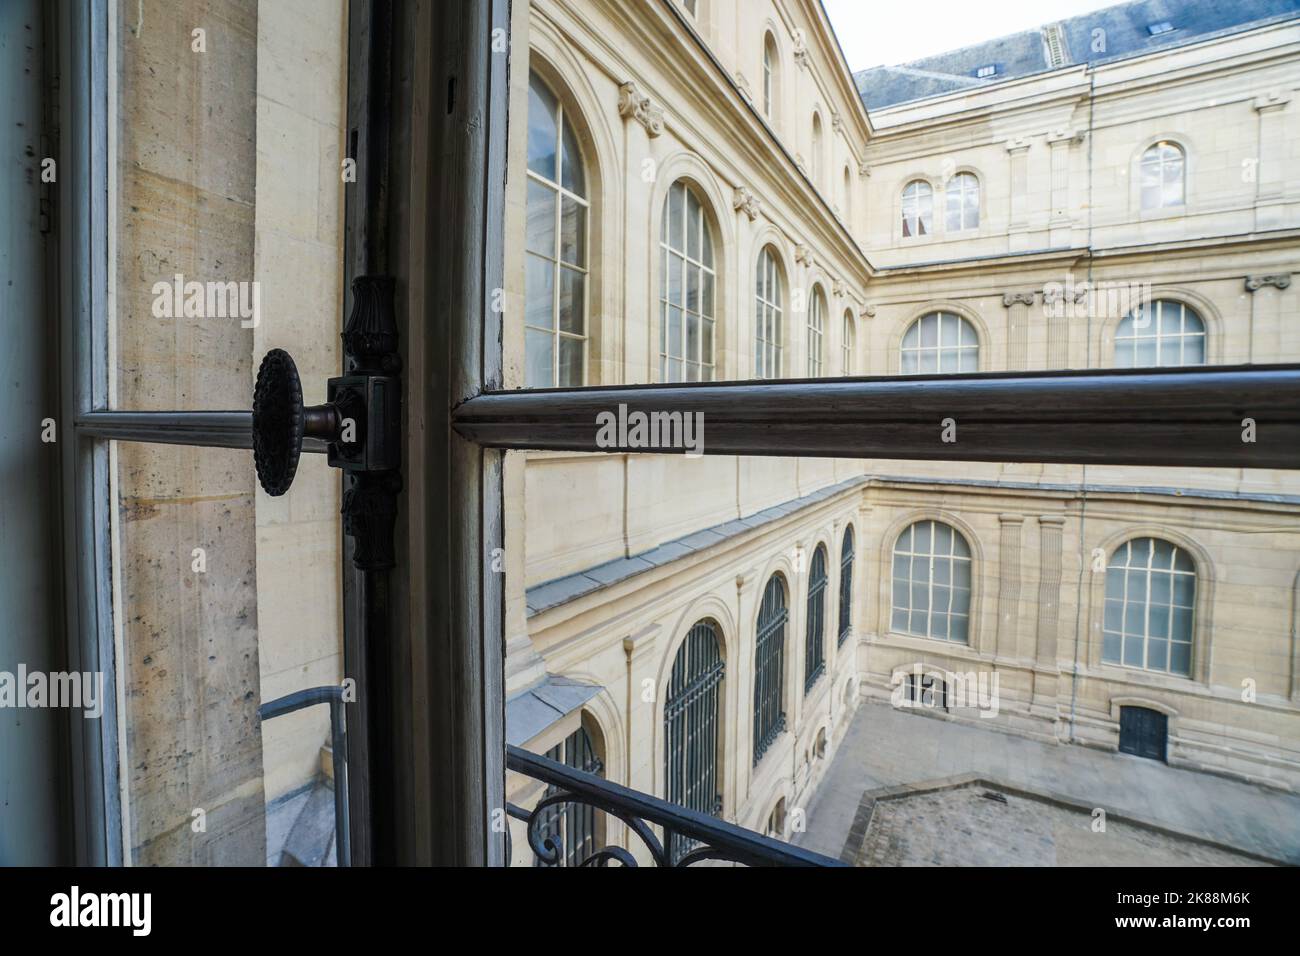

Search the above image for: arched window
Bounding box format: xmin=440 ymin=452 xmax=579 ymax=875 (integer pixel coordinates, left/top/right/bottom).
xmin=664 ymin=620 xmax=724 ymax=862
xmin=753 ymin=575 xmax=788 ymax=765
xmin=842 ymin=309 xmax=855 ymax=375
xmin=1103 ymin=537 xmax=1195 ymax=677
xmin=891 ymin=520 xmax=972 ymax=643
xmin=1141 ymin=141 xmax=1185 ymax=210
xmin=755 ymin=245 xmax=784 ymax=379
xmin=535 ymin=721 xmax=603 ymax=866
xmin=805 ymin=545 xmax=828 ymax=692
xmin=945 ymin=172 xmax=979 ymax=231
xmin=843 ymin=165 xmax=853 ymax=220
xmin=1115 ymin=300 xmax=1205 ymax=367
xmin=659 ymin=181 xmax=716 ymax=382
xmin=525 ymin=72 xmax=588 ymax=388
xmin=762 ymin=33 xmax=778 ymax=121
xmin=838 ymin=525 xmax=854 ymax=645
xmin=901 ymin=180 xmax=932 ymax=237
xmin=807 ymin=286 xmax=826 ymax=377
xmin=766 ymin=797 xmax=786 ymax=838
xmin=901 ymin=311 xmax=978 ymax=374
xmin=811 ymin=112 xmax=824 ymax=188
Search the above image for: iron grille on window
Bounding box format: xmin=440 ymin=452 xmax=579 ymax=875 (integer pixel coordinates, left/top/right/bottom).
xmin=534 ymin=726 xmax=603 ymax=867
xmin=753 ymin=575 xmax=788 ymax=765
xmin=804 ymin=546 xmax=828 ymax=693
xmin=838 ymin=526 xmax=854 ymax=646
xmin=664 ymin=621 xmax=725 ymax=864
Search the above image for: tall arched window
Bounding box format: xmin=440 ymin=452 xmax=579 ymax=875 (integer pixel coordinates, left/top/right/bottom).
xmin=659 ymin=181 xmax=716 ymax=382
xmin=753 ymin=575 xmax=788 ymax=765
xmin=807 ymin=287 xmax=826 ymax=377
xmin=755 ymin=245 xmax=784 ymax=379
xmin=945 ymin=172 xmax=979 ymax=231
xmin=1103 ymin=538 xmax=1195 ymax=677
xmin=843 ymin=165 xmax=853 ymax=220
xmin=1140 ymin=141 xmax=1185 ymax=210
xmin=664 ymin=620 xmax=724 ymax=862
xmin=1114 ymin=300 xmax=1205 ymax=368
xmin=842 ymin=309 xmax=855 ymax=374
xmin=535 ymin=721 xmax=603 ymax=866
xmin=805 ymin=545 xmax=828 ymax=692
xmin=891 ymin=520 xmax=972 ymax=643
xmin=901 ymin=311 xmax=978 ymax=374
xmin=901 ymin=180 xmax=932 ymax=237
xmin=811 ymin=113 xmax=824 ymax=188
xmin=762 ymin=33 xmax=778 ymax=121
xmin=525 ymin=72 xmax=588 ymax=388
xmin=838 ymin=525 xmax=854 ymax=645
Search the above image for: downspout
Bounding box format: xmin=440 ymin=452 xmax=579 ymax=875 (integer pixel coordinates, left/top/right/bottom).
xmin=1066 ymin=66 xmax=1098 ymax=743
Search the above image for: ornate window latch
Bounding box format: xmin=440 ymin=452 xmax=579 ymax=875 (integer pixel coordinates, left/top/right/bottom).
xmin=252 ymin=276 xmax=402 ymax=570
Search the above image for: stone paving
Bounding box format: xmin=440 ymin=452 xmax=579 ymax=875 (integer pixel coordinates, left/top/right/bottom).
xmin=795 ymin=701 xmax=1300 ymax=865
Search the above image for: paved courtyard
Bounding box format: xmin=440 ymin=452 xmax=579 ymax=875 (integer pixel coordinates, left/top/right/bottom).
xmin=795 ymin=701 xmax=1300 ymax=865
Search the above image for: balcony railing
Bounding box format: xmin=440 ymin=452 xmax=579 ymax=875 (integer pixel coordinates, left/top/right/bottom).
xmin=506 ymin=744 xmax=846 ymax=867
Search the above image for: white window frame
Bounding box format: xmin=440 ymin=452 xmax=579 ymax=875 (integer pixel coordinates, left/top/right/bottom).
xmin=659 ymin=180 xmax=716 ymax=383
xmin=890 ymin=520 xmax=972 ymax=644
xmin=1140 ymin=141 xmax=1185 ymax=210
xmin=901 ymin=180 xmax=932 ymax=238
xmin=944 ymin=171 xmax=979 ymax=232
xmin=900 ymin=311 xmax=978 ymax=374
xmin=525 ymin=73 xmax=589 ymax=388
xmin=755 ymin=246 xmax=784 ymax=379
xmin=807 ymin=287 xmax=825 ymax=377
xmin=1114 ymin=299 xmax=1206 ymax=368
xmin=1102 ymin=538 xmax=1196 ymax=677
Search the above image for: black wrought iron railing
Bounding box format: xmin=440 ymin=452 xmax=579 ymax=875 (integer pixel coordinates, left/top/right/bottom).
xmin=506 ymin=744 xmax=846 ymax=867
xmin=259 ymin=685 xmax=351 ymax=867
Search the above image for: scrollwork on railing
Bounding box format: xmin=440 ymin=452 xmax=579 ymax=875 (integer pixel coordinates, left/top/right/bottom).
xmin=505 ymin=744 xmax=845 ymax=867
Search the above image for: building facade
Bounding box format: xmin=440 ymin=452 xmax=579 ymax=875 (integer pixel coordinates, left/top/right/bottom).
xmin=502 ymin=0 xmax=1300 ymax=864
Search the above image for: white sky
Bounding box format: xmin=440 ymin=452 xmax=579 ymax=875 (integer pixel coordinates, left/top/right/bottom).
xmin=823 ymin=0 xmax=1123 ymax=71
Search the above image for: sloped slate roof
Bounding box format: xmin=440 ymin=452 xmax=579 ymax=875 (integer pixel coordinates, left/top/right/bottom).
xmin=853 ymin=0 xmax=1300 ymax=111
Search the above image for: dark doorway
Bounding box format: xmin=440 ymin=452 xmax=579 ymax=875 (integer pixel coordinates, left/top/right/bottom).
xmin=1119 ymin=706 xmax=1168 ymax=762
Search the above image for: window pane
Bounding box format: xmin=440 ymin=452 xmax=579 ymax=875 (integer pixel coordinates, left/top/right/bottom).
xmin=526 ymin=180 xmax=557 ymax=257
xmin=559 ymin=195 xmax=585 ymax=266
xmin=527 ymin=76 xmax=559 ymax=181
xmin=560 ymin=116 xmax=585 ymax=196
xmin=525 ymin=328 xmax=554 ymax=388
xmin=525 ymin=254 xmax=555 ymax=330
xmin=558 ymin=267 xmax=585 ymax=335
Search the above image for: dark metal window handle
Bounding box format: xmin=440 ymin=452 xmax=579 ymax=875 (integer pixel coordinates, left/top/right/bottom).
xmin=252 ymin=276 xmax=402 ymax=571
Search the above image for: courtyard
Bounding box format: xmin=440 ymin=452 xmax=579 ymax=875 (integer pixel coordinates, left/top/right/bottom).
xmin=796 ymin=701 xmax=1300 ymax=865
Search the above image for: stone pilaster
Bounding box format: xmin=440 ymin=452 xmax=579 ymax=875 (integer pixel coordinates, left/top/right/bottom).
xmin=1032 ymin=515 xmax=1066 ymax=716
xmin=995 ymin=514 xmax=1025 ymax=661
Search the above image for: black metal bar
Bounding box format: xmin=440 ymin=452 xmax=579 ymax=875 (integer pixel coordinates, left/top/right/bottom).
xmin=259 ymin=686 xmax=351 ymax=867
xmin=506 ymin=744 xmax=845 ymax=867
xmin=451 ymin=365 xmax=1300 ymax=468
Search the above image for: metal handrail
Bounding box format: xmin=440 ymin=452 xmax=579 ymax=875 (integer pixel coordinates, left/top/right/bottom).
xmin=258 ymin=686 xmax=351 ymax=867
xmin=506 ymin=744 xmax=846 ymax=867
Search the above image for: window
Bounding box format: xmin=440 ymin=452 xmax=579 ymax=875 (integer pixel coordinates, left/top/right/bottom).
xmin=807 ymin=287 xmax=826 ymax=377
xmin=843 ymin=165 xmax=852 ymax=220
xmin=891 ymin=520 xmax=972 ymax=643
xmin=805 ymin=545 xmax=828 ymax=692
xmin=838 ymin=525 xmax=854 ymax=645
xmin=901 ymin=180 xmax=932 ymax=237
xmin=1119 ymin=706 xmax=1169 ymax=761
xmin=755 ymin=245 xmax=784 ymax=379
xmin=535 ymin=724 xmax=603 ymax=866
xmin=1115 ymin=299 xmax=1205 ymax=368
xmin=1103 ymin=538 xmax=1195 ymax=677
xmin=659 ymin=180 xmax=716 ymax=382
xmin=766 ymin=798 xmax=787 ymax=837
xmin=811 ymin=112 xmax=824 ymax=188
xmin=753 ymin=575 xmax=788 ymax=765
xmin=664 ymin=620 xmax=725 ymax=862
xmin=1140 ymin=141 xmax=1184 ymax=210
xmin=842 ymin=309 xmax=855 ymax=374
xmin=682 ymin=0 xmax=698 ymax=15
xmin=945 ymin=172 xmax=979 ymax=231
xmin=762 ymin=33 xmax=777 ymax=120
xmin=901 ymin=311 xmax=978 ymax=374
xmin=1147 ymin=21 xmax=1174 ymax=36
xmin=525 ymin=72 xmax=589 ymax=388
xmin=975 ymin=64 xmax=997 ymax=78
